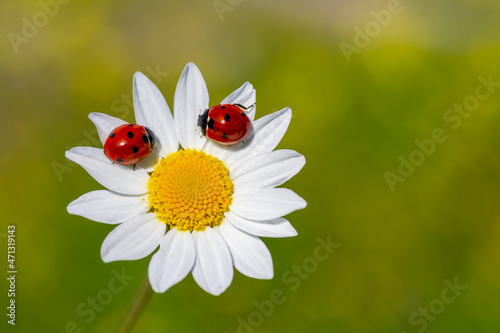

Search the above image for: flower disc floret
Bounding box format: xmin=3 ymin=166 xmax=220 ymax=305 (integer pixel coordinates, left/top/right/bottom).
xmin=147 ymin=149 xmax=233 ymax=231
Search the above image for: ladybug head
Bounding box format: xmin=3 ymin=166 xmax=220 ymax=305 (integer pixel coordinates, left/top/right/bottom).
xmin=145 ymin=127 xmax=156 ymax=149
xmin=197 ymin=109 xmax=209 ymax=136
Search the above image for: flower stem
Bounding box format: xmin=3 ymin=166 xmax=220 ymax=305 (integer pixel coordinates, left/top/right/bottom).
xmin=117 ymin=273 xmax=154 ymax=333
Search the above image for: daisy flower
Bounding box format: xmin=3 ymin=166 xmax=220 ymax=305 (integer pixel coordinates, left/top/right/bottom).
xmin=66 ymin=63 xmax=306 ymax=295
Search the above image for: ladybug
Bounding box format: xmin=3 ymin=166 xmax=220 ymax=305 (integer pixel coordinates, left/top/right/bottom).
xmin=104 ymin=124 xmax=155 ymax=168
xmin=197 ymin=103 xmax=253 ymax=145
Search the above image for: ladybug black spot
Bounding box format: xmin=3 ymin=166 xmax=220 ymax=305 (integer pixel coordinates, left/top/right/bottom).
xmin=220 ymin=105 xmax=226 ymax=109
xmin=117 ymin=158 xmax=124 ymax=163
xmin=127 ymin=131 xmax=134 ymax=138
xmin=241 ymin=112 xmax=246 ymax=116
xmin=109 ymin=132 xmax=115 ymax=138
xmin=222 ymin=133 xmax=228 ymax=139
xmin=128 ymin=124 xmax=134 ymax=127
xmin=142 ymin=134 xmax=149 ymax=143
xmin=132 ymin=146 xmax=139 ymax=154
xmin=208 ymin=118 xmax=215 ymax=130
xmin=224 ymin=114 xmax=230 ymax=122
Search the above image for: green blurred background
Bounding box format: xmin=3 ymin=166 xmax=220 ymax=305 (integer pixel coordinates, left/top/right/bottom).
xmin=2 ymin=0 xmax=500 ymax=332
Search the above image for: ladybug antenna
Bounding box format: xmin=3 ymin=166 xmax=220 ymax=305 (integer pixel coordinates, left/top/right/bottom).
xmin=198 ymin=109 xmax=209 ymax=136
xmin=233 ymin=103 xmax=255 ymax=111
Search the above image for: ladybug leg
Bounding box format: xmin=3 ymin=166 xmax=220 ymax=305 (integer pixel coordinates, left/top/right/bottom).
xmin=132 ymin=164 xmax=136 ymax=171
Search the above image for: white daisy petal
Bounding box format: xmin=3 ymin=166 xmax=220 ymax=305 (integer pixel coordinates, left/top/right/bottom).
xmin=192 ymin=228 xmax=233 ymax=296
xmin=65 ymin=147 xmax=149 ymax=195
xmin=231 ymin=150 xmax=305 ymax=189
xmin=88 ymin=113 xmax=128 ymax=146
xmin=205 ymin=107 xmax=292 ymax=165
xmin=231 ymin=188 xmax=307 ymax=221
xmin=220 ymin=82 xmax=256 ymax=121
xmin=216 ymin=221 xmax=273 ymax=279
xmin=225 ymin=211 xmax=297 ymax=238
xmin=148 ymin=229 xmax=196 ymax=293
xmin=67 ymin=190 xmax=148 ymax=224
xmin=133 ymin=72 xmax=179 ymax=157
xmin=174 ymin=63 xmax=209 ymax=150
xmin=101 ymin=214 xmax=165 ymax=262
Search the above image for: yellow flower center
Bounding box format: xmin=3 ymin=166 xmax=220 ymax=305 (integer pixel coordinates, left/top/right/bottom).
xmin=147 ymin=149 xmax=233 ymax=231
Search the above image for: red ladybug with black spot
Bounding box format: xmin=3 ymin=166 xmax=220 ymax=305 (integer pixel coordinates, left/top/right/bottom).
xmin=198 ymin=103 xmax=253 ymax=145
xmin=104 ymin=124 xmax=155 ymax=168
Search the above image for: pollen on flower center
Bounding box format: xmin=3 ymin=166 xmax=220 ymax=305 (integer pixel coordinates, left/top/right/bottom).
xmin=147 ymin=149 xmax=233 ymax=231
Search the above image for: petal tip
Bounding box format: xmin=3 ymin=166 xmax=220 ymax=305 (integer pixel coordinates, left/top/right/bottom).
xmin=65 ymin=149 xmax=76 ymax=160
xmin=207 ymin=287 xmax=227 ymax=296
xmin=133 ymin=71 xmax=146 ymax=79
xmin=182 ymin=62 xmax=202 ymax=77
xmin=134 ymin=71 xmax=154 ymax=87
xmin=299 ymin=198 xmax=307 ymax=209
xmin=88 ymin=112 xmax=98 ymax=120
xmin=66 ymin=202 xmax=76 ymax=215
xmin=242 ymin=81 xmax=254 ymax=89
xmin=101 ymin=252 xmax=113 ymax=263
